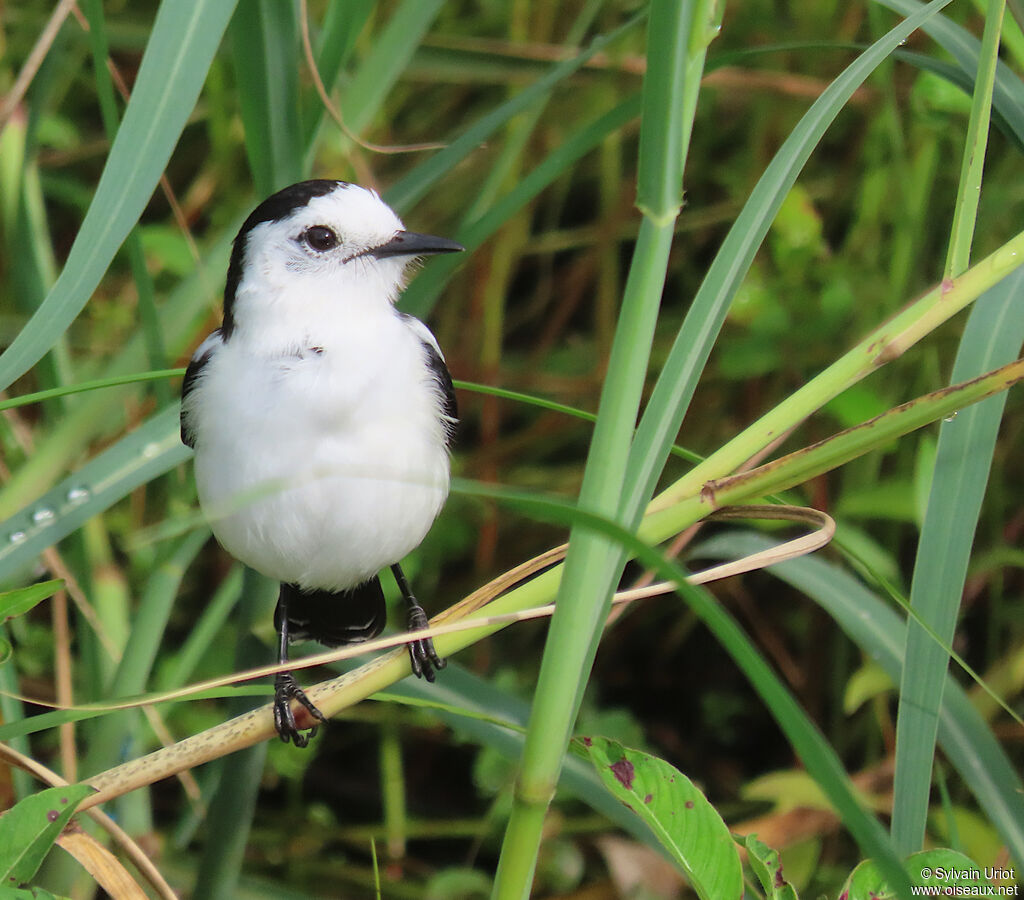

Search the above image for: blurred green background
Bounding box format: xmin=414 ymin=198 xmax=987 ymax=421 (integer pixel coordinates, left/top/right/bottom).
xmin=1 ymin=1 xmax=1022 ymax=897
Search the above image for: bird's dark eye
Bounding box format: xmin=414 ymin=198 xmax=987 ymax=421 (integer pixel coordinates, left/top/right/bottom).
xmin=302 ymin=226 xmax=339 ymax=252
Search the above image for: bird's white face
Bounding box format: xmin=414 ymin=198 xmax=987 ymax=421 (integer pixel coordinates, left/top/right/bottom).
xmin=223 ymin=182 xmax=462 ymax=351
xmin=241 ymin=183 xmax=409 ymax=304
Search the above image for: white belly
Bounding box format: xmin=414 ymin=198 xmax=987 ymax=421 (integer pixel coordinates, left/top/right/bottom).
xmin=191 ymin=331 xmax=450 ymax=590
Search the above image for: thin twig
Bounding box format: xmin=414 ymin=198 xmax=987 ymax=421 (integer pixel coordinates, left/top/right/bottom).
xmin=0 ymin=0 xmax=80 ymax=134
xmin=298 ymin=0 xmax=446 ymax=155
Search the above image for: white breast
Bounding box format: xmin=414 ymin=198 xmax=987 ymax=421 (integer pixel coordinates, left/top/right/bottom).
xmin=190 ymin=313 xmax=450 ymax=591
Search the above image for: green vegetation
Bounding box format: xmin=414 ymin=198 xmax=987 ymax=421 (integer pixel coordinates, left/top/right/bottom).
xmin=1 ymin=1 xmax=1022 ymax=897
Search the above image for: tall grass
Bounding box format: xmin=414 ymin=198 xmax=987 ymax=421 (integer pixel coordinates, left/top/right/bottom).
xmin=1 ymin=2 xmax=1022 ymax=897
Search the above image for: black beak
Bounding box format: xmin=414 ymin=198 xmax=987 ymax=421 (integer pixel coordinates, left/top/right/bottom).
xmin=370 ymin=231 xmax=465 ymax=260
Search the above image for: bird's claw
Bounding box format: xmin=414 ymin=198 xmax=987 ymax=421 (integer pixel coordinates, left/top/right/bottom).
xmin=406 ymin=601 xmax=446 ymax=682
xmin=273 ymin=672 xmax=326 ymax=747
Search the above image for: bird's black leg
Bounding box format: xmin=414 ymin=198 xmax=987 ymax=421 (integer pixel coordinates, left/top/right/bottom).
xmin=391 ymin=563 xmax=446 ymax=682
xmin=273 ymin=587 xmax=326 ymax=747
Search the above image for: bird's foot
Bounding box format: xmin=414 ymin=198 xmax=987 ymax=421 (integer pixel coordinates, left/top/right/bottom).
xmin=273 ymin=672 xmax=326 ymax=747
xmin=406 ymin=601 xmax=446 ymax=682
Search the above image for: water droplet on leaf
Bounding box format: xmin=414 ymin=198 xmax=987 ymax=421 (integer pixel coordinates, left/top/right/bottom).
xmin=66 ymin=486 xmax=90 ymax=505
xmin=32 ymin=508 xmax=55 ymax=525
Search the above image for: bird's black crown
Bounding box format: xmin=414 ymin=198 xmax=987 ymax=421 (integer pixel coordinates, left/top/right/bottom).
xmin=222 ymin=180 xmax=353 ymax=339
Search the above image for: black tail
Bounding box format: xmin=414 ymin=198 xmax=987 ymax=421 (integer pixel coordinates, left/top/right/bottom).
xmin=275 ymin=579 xmax=387 ymax=647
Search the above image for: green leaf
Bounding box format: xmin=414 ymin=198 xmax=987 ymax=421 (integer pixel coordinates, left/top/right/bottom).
xmin=0 ymin=580 xmax=64 ymax=624
xmin=841 ymin=848 xmax=994 ymax=898
xmin=0 ymin=887 xmax=67 ymax=899
xmin=745 ymin=835 xmax=799 ymax=900
xmin=577 ymin=737 xmax=743 ymax=899
xmin=844 ymin=662 xmax=895 ymax=715
xmin=0 ymin=0 xmax=238 ymax=395
xmin=0 ymin=784 xmax=95 ymax=884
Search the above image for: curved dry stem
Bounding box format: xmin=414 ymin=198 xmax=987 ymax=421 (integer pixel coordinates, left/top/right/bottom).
xmin=76 ymin=504 xmax=832 ymax=812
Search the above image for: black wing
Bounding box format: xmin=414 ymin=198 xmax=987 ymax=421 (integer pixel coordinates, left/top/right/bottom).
xmin=398 ymin=313 xmax=457 ymax=445
xmin=276 ymin=579 xmax=387 ymax=647
xmin=423 ymin=339 xmax=458 ymax=447
xmin=180 ymin=331 xmax=221 ymax=448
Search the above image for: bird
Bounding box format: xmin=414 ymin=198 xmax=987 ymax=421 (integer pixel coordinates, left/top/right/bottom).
xmin=180 ymin=179 xmax=463 ymax=747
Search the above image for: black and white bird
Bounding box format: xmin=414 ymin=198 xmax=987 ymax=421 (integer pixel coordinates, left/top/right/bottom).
xmin=180 ymin=180 xmax=462 ymax=746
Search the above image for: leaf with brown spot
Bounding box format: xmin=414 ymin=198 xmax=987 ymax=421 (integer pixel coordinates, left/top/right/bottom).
xmin=745 ymin=835 xmax=799 ymax=900
xmin=0 ymin=784 xmax=94 ymax=885
xmin=575 ymin=737 xmax=742 ymax=900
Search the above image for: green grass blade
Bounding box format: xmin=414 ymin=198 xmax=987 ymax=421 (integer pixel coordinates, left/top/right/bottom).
xmin=0 ymin=0 xmax=237 ymax=394
xmin=336 ymin=0 xmax=444 ymax=137
xmin=494 ymin=4 xmax=716 ymax=893
xmin=943 ymin=0 xmax=1005 ymax=279
xmin=625 ymin=0 xmax=957 ymax=521
xmin=229 ymin=0 xmax=304 ymax=194
xmin=80 ymin=530 xmax=209 ymax=779
xmin=399 ymin=94 xmax=641 ymax=319
xmin=301 ymin=0 xmax=374 ymax=147
xmin=893 ymin=50 xmax=1024 ymax=151
xmin=0 ymin=228 xmax=230 ymax=521
xmin=891 ymin=269 xmax=1024 ymax=853
xmin=157 ymin=564 xmax=243 ymax=691
xmin=0 ymin=406 xmax=190 ymax=580
xmin=385 ymin=12 xmax=644 ymax=213
xmin=691 ymin=531 xmax=1024 ymax=868
xmin=0 ymin=369 xmax=186 ymax=413
xmin=875 ymin=0 xmax=1024 ymax=142
xmin=82 ymin=0 xmax=170 ymax=407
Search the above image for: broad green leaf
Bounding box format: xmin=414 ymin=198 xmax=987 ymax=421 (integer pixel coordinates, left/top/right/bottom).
xmin=841 ymin=848 xmax=994 ymax=899
xmin=578 ymin=737 xmax=743 ymax=900
xmin=0 ymin=580 xmax=64 ymax=623
xmin=0 ymin=784 xmax=95 ymax=883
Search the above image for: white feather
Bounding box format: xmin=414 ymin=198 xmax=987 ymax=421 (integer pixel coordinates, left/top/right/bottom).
xmin=186 ymin=184 xmax=452 ymax=591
